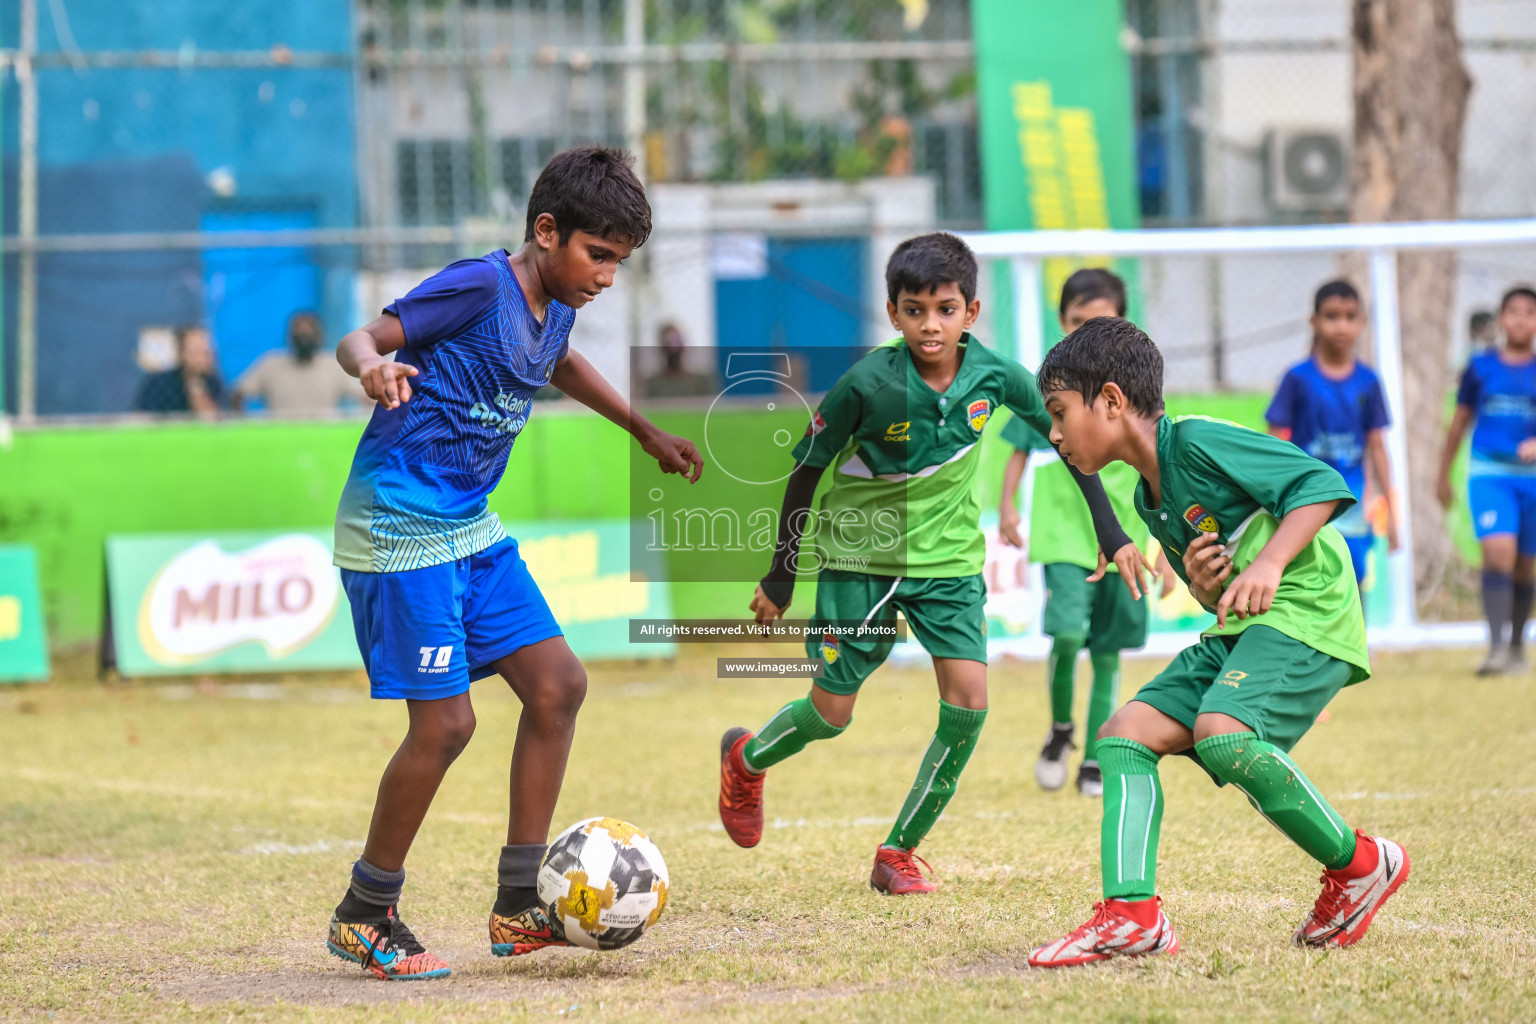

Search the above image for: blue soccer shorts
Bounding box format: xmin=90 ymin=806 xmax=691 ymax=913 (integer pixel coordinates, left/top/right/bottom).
xmin=340 ymin=537 xmax=563 ymax=700
xmin=1468 ymin=474 xmax=1536 ymax=555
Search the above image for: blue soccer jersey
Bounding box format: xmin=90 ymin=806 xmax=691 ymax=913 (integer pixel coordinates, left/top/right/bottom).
xmin=1457 ymin=349 xmax=1536 ymax=471
xmin=334 ymin=250 xmax=574 ymax=573
xmin=1266 ymin=357 xmax=1390 ymax=500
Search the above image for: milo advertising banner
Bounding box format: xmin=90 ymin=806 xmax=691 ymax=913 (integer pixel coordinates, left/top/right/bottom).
xmin=0 ymin=545 xmax=50 ymax=683
xmin=106 ymin=523 xmax=673 ymax=677
xmin=971 ymin=0 xmax=1141 ymax=345
xmin=106 ymin=530 xmax=362 ymax=676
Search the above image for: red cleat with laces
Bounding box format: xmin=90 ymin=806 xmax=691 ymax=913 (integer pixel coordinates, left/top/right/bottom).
xmin=870 ymin=845 xmax=938 ymax=895
xmin=1028 ymin=896 xmax=1178 ymax=967
xmin=1292 ymin=832 xmax=1410 ymax=949
xmin=718 ymin=727 xmax=765 ymax=848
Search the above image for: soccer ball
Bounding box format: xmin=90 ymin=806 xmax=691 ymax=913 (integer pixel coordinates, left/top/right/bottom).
xmin=537 ymin=817 xmax=669 ymax=951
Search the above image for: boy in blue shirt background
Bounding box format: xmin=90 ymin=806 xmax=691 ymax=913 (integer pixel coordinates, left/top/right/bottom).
xmin=1266 ymin=280 xmax=1399 ymax=602
xmin=1438 ymin=285 xmax=1536 ymax=675
xmin=324 ymin=147 xmax=702 ymax=980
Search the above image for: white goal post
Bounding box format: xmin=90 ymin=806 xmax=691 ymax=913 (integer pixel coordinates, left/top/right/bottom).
xmin=959 ymin=218 xmax=1536 ymax=640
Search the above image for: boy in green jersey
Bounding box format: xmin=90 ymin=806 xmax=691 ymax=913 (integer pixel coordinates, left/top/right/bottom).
xmin=998 ymin=269 xmax=1175 ymax=797
xmin=716 ymin=234 xmax=1150 ymax=895
xmin=1026 ymin=316 xmax=1410 ymax=965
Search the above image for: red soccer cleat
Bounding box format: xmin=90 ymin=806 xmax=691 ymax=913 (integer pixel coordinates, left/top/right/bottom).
xmin=718 ymin=727 xmax=765 ymax=848
xmin=870 ymin=845 xmax=938 ymax=895
xmin=1028 ymin=897 xmax=1179 ymax=967
xmin=1293 ymin=832 xmax=1410 ymax=949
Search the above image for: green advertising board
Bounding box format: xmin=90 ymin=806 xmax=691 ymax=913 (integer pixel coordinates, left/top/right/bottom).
xmin=971 ymin=1 xmax=1141 ymax=344
xmin=105 ymin=522 xmax=674 ymax=677
xmin=0 ymin=545 xmax=50 ymax=682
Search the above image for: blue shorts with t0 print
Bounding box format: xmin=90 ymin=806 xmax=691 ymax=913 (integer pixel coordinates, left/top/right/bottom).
xmin=340 ymin=537 xmax=562 ymax=700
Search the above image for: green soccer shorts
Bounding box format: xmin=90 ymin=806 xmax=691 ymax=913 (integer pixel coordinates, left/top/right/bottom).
xmin=1132 ymin=623 xmax=1351 ymax=756
xmin=1041 ymin=562 xmax=1149 ymax=653
xmin=806 ymin=568 xmax=988 ymax=695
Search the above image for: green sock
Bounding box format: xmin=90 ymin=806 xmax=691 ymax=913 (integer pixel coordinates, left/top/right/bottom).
xmin=885 ymin=700 xmax=988 ymax=849
xmin=742 ymin=697 xmax=846 ymax=772
xmin=1098 ymin=736 xmax=1163 ymax=901
xmin=1083 ymin=651 xmax=1121 ymax=762
xmin=1195 ymin=731 xmax=1357 ymax=870
xmin=1047 ymin=634 xmax=1085 ymax=725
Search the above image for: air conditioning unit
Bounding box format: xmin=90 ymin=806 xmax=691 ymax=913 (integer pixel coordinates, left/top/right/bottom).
xmin=1266 ymin=127 xmax=1350 ymax=213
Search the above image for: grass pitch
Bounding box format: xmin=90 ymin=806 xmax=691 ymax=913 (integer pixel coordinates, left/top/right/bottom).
xmin=1 ymin=646 xmax=1532 ymax=1022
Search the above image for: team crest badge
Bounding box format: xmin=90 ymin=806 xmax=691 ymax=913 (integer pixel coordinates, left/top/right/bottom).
xmin=805 ymin=411 xmax=827 ymax=437
xmin=821 ymin=632 xmax=840 ymax=665
xmin=967 ymin=399 xmax=990 ymax=431
xmin=1183 ymin=504 xmax=1218 ymax=533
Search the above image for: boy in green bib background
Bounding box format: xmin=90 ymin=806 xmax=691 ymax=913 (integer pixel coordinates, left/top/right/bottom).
xmin=997 ymin=268 xmax=1175 ymax=797
xmin=715 ymin=234 xmax=1147 ymax=896
xmin=1026 ymin=316 xmax=1410 ymax=966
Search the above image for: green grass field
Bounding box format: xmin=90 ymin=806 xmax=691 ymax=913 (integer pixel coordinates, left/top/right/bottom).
xmin=1 ymin=647 xmax=1532 ymax=1023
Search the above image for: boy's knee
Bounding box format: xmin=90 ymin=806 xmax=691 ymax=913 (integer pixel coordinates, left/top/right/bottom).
xmin=416 ymin=704 xmax=477 ymax=764
xmin=525 ymin=662 xmax=588 ymax=719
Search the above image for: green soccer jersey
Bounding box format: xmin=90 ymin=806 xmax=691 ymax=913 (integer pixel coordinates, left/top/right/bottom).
xmin=999 ymin=415 xmax=1149 ymax=572
xmin=791 ymin=335 xmax=1051 ymax=578
xmin=1135 ymin=414 xmax=1370 ymax=683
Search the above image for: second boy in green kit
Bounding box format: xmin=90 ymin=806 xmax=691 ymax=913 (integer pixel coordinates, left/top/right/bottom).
xmin=716 ymin=234 xmax=1150 ymax=895
xmin=998 ymin=269 xmax=1174 ymax=796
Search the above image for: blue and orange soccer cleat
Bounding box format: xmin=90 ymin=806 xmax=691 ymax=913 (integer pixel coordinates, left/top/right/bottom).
xmin=327 ymin=906 xmax=451 ymax=980
xmin=490 ymin=903 xmax=571 ymax=957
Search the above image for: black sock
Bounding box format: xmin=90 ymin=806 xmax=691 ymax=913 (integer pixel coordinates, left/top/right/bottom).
xmin=492 ymin=843 xmax=547 ymax=916
xmin=1513 ymin=581 xmax=1534 ymax=651
xmin=493 ymin=885 xmax=540 ymax=916
xmin=1484 ymin=570 xmax=1513 ymax=649
xmin=334 ymin=857 xmax=403 ymax=922
xmin=336 ymin=890 xmax=391 ymax=922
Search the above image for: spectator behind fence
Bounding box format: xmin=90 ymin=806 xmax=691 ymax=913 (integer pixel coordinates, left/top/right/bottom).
xmin=233 ymin=312 xmax=369 ymax=415
xmin=132 ymin=325 xmax=225 ymax=416
xmin=644 ymin=322 xmax=716 ymax=398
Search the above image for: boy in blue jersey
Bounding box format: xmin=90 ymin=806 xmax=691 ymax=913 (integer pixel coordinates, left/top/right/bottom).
xmin=324 ymin=147 xmax=702 ymax=980
xmin=1438 ymin=285 xmax=1536 ymax=675
xmin=1266 ymin=280 xmax=1399 ymax=601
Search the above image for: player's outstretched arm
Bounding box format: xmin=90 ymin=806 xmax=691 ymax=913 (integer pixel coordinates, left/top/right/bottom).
xmin=338 ymin=314 xmax=417 ymax=409
xmin=1214 ymin=499 xmax=1339 ymax=628
xmin=754 ymin=462 xmax=826 ymax=624
xmin=1365 ymin=429 xmax=1400 ymax=551
xmin=551 ymin=349 xmax=702 ymax=482
xmin=1063 ymin=460 xmax=1148 ymax=599
xmin=1436 ymin=405 xmax=1474 ymax=509
xmin=998 ymin=449 xmax=1028 ymax=549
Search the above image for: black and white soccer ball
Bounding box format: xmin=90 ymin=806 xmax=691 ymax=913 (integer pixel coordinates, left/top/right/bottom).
xmin=537 ymin=817 xmax=670 ymax=950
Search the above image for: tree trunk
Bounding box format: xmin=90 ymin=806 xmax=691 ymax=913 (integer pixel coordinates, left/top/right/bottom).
xmin=1350 ymin=0 xmax=1471 ymax=608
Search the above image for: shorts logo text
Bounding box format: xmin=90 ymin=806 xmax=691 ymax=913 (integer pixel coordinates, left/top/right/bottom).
xmin=1219 ymin=669 xmax=1247 ymax=688
xmin=418 ymin=645 xmax=454 ymax=674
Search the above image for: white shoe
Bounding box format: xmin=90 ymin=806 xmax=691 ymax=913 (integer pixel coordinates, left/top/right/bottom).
xmin=1029 ymin=897 xmax=1179 ymax=967
xmin=1034 ymin=724 xmax=1074 ymax=792
xmin=1075 ymin=760 xmax=1103 ymax=797
xmin=1292 ymin=833 xmax=1410 ymax=948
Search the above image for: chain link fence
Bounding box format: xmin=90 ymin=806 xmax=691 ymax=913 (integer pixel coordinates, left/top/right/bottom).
xmin=2 ymin=0 xmax=1534 ymax=419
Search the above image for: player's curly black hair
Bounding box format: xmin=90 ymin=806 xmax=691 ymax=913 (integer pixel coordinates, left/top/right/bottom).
xmin=525 ymin=146 xmax=652 ymax=248
xmin=885 ymin=232 xmax=978 ymax=305
xmin=1036 ymin=316 xmax=1165 ymax=416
